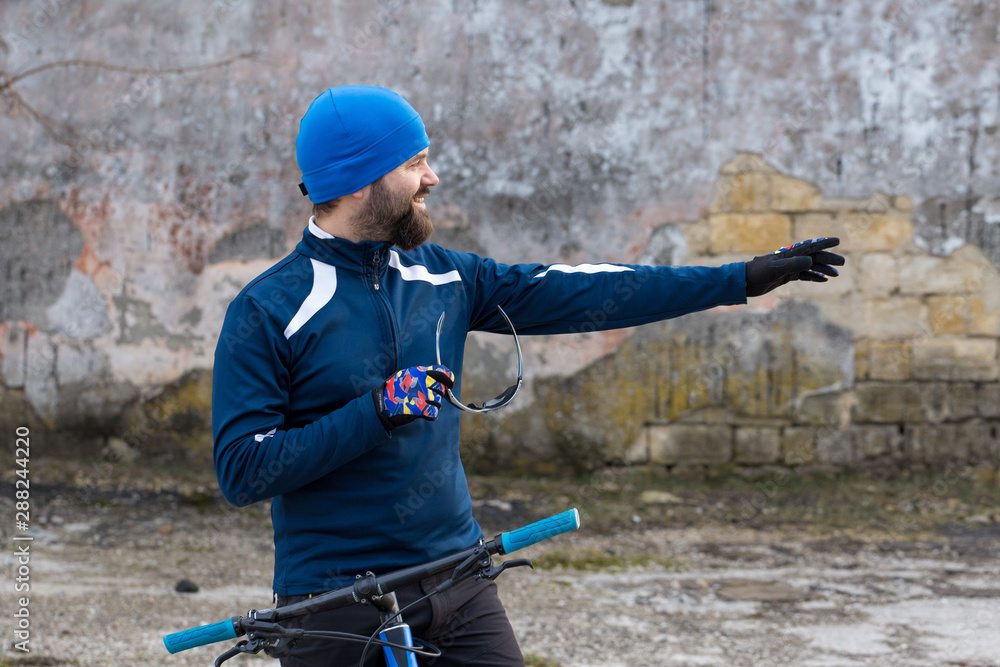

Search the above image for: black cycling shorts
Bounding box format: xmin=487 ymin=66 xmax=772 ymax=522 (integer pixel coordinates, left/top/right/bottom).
xmin=276 ymin=569 xmax=524 ymax=666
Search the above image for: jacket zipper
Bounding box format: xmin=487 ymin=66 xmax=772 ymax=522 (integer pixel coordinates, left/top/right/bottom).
xmin=370 ymin=250 xmax=399 ymax=372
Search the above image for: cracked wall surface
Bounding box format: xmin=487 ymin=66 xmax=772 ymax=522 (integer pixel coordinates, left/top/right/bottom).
xmin=467 ymin=154 xmax=1000 ymax=476
xmin=0 ymin=1 xmax=997 ymax=472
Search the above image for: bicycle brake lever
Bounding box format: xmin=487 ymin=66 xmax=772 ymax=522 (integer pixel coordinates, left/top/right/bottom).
xmin=478 ymin=558 xmax=534 ymax=581
xmin=448 ymin=545 xmax=492 ymax=584
xmin=215 ymin=639 xmax=261 ymax=666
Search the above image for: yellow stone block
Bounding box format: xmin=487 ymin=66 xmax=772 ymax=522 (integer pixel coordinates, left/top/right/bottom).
xmin=854 ymin=339 xmax=871 ymax=380
xmin=770 ymin=173 xmax=822 ymax=212
xmin=893 ymin=195 xmax=915 ymax=212
xmin=911 ymin=338 xmax=999 ymax=381
xmin=709 ymin=213 xmax=792 ymax=254
xmin=719 ymin=152 xmax=778 ymax=175
xmin=782 ymin=427 xmax=816 ymax=464
xmin=863 ymin=297 xmax=928 ymax=338
xmin=793 ymin=213 xmax=841 ymax=245
xmin=728 ymin=172 xmax=772 ymax=212
xmin=857 ymin=253 xmax=897 ymax=298
xmin=817 ymin=192 xmax=892 ymax=214
xmin=683 ymin=220 xmax=712 ymax=255
xmin=708 ymin=177 xmax=732 ymax=213
xmin=927 ymin=296 xmax=966 ymax=335
xmin=969 ymin=295 xmax=1000 ymax=337
xmin=869 ymin=340 xmax=911 ymax=380
xmin=839 ymin=212 xmax=914 ymax=252
xmin=898 ymin=248 xmax=993 ymax=295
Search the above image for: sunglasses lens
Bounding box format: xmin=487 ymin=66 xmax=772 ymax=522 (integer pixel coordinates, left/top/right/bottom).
xmin=450 ymin=382 xmax=520 ymax=412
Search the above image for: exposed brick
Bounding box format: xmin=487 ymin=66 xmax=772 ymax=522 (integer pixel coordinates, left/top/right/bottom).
xmin=920 ymin=382 xmax=951 ymax=423
xmin=818 ymin=191 xmax=893 ymax=214
xmin=770 ymin=174 xmax=822 ymax=212
xmin=911 ymin=338 xmax=999 ymax=381
xmin=978 ymin=384 xmax=1000 ymax=419
xmin=784 ymin=259 xmax=855 ymax=297
xmin=729 ymin=172 xmax=773 ymax=212
xmin=947 ymin=383 xmax=979 ymax=421
xmin=893 ymin=195 xmax=915 ymax=212
xmin=793 ymin=213 xmax=839 ymax=244
xmin=869 ymin=340 xmax=911 ymax=381
xmin=968 ymin=295 xmax=1000 ymax=337
xmin=734 ymin=427 xmax=781 ymax=464
xmin=903 ymin=424 xmax=943 ymax=462
xmin=906 ymin=424 xmax=968 ymax=463
xmin=646 ymin=424 xmax=733 ymax=465
xmin=815 ymin=428 xmax=854 ymax=464
xmin=720 ymin=152 xmax=778 ymax=175
xmin=853 ymin=425 xmax=903 ymax=459
xmin=852 ymin=382 xmax=926 ymax=423
xmin=708 ymin=213 xmax=792 ymax=254
xmin=795 ymin=392 xmax=849 ymax=427
xmin=683 ymin=221 xmax=712 ymax=255
xmin=854 ymin=339 xmax=871 ymax=381
xmin=863 ymin=298 xmax=928 ymax=339
xmin=898 ymin=249 xmax=991 ymax=295
xmin=857 ymin=253 xmax=897 ymax=299
xmin=961 ymin=420 xmax=1000 ymax=462
xmin=781 ymin=427 xmax=816 ymax=464
xmin=839 ymin=212 xmax=914 ymax=252
xmin=927 ymin=296 xmax=966 ymax=335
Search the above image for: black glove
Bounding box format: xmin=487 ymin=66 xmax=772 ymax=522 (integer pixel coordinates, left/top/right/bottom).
xmin=745 ymin=237 xmax=845 ymax=297
xmin=372 ymin=364 xmax=455 ymax=431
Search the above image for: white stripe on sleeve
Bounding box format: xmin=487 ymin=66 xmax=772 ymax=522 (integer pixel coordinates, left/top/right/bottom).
xmin=532 ymin=263 xmax=634 ymax=279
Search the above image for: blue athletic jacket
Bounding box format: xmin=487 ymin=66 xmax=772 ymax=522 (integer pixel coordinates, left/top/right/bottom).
xmin=213 ymin=221 xmax=747 ymax=595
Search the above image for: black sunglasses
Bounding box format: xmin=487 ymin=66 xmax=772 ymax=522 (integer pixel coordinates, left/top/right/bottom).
xmin=435 ymin=306 xmax=523 ymax=413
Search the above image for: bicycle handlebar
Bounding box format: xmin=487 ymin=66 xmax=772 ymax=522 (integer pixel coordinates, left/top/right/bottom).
xmin=499 ymin=507 xmax=580 ymax=554
xmin=163 ymin=507 xmax=581 ymax=655
xmin=163 ymin=617 xmax=239 ymax=654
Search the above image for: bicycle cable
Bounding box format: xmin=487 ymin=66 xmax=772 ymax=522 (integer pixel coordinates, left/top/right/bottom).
xmin=300 ymin=630 xmax=440 ymax=658
xmin=357 ymin=581 xmax=452 ymax=667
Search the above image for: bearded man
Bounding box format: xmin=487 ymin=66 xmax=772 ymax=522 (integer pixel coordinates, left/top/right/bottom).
xmin=211 ymin=85 xmax=844 ymax=666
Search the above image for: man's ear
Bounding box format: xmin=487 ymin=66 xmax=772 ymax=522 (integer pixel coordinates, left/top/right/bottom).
xmin=350 ymin=185 xmax=369 ymax=200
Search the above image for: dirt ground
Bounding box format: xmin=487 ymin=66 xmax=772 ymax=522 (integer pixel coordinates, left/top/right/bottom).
xmin=1 ymin=460 xmax=999 ymax=667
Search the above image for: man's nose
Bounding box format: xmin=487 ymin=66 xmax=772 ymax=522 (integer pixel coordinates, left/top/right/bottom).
xmin=422 ymin=164 xmax=439 ymax=187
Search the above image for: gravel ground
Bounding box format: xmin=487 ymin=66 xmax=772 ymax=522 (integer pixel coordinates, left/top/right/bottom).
xmin=1 ymin=469 xmax=999 ymax=667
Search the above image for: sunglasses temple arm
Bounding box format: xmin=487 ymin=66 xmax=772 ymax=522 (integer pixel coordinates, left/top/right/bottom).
xmin=437 ymin=306 xmax=524 ymax=413
xmin=497 ymin=306 xmax=524 ymax=385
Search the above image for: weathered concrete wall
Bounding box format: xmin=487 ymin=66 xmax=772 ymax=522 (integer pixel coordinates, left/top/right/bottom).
xmin=0 ymin=1 xmax=997 ymax=473
xmin=616 ymin=154 xmax=1000 ymax=480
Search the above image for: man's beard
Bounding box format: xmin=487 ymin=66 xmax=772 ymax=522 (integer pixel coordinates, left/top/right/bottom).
xmin=350 ymin=177 xmax=433 ymax=250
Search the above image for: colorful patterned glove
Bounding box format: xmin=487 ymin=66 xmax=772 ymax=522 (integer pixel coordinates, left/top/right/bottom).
xmin=372 ymin=364 xmax=456 ymax=431
xmin=745 ymin=237 xmax=845 ymax=297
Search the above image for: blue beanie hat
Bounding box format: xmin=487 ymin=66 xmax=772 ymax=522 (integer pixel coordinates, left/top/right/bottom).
xmin=296 ymin=86 xmax=430 ymax=204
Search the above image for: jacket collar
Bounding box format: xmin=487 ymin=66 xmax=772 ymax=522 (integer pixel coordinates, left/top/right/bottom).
xmin=295 ymin=220 xmax=392 ymax=274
